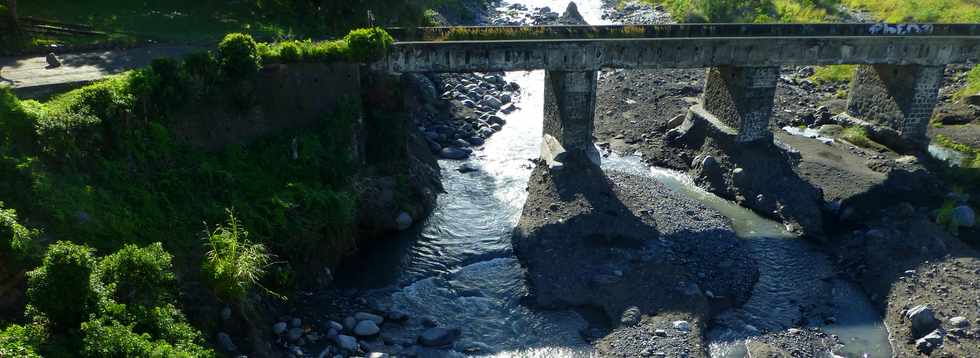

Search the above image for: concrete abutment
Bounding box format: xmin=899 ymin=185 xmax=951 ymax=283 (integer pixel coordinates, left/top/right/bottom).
xmin=846 ymin=64 xmax=945 ymax=150
xmin=542 ymin=70 xmax=600 ymax=166
xmin=701 ymin=66 xmax=779 ymax=143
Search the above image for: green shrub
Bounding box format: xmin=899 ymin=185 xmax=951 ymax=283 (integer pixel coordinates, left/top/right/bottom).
xmin=182 ymin=51 xmax=220 ymax=97
xmin=202 ymin=210 xmax=271 ymax=301
xmin=218 ymin=33 xmax=262 ymax=80
xmin=26 ymin=241 xmax=100 ymax=332
xmin=97 ymin=242 xmax=176 ymax=306
xmin=0 ymin=86 xmax=39 ymax=150
xmin=839 ymin=125 xmax=883 ymax=150
xmin=0 ymin=202 xmax=39 ymax=259
xmin=79 ymin=316 xmax=212 ymax=358
xmin=810 ymin=65 xmax=856 ymax=84
xmin=345 ymin=27 xmax=394 ymax=62
xmin=278 ymin=41 xmax=303 ymax=63
xmin=0 ymin=324 xmax=42 ymax=358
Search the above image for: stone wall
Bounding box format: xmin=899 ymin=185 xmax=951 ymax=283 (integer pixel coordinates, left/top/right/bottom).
xmin=846 ymin=64 xmax=944 ymax=148
xmin=543 ymin=70 xmax=598 ymax=158
xmin=702 ymin=66 xmax=778 ymax=143
xmin=170 ymin=63 xmax=362 ymax=155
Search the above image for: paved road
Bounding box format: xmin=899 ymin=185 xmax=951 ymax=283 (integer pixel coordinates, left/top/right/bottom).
xmin=0 ymin=45 xmax=202 ymax=98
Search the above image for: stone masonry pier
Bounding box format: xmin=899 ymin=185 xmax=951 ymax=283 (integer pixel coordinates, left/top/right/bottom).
xmin=387 ymin=23 xmax=980 ymax=157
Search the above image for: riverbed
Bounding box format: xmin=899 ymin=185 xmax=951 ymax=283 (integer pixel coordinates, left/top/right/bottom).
xmin=333 ymin=1 xmax=893 ymax=357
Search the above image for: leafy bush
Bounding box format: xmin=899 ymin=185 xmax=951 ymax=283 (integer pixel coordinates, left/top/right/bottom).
xmin=97 ymin=242 xmax=176 ymax=306
xmin=0 ymin=324 xmax=42 ymax=358
xmin=26 ymin=241 xmax=100 ymax=332
xmin=202 ymin=210 xmax=271 ymax=301
xmin=278 ymin=41 xmax=302 ymax=63
xmin=79 ymin=316 xmax=213 ymax=358
xmin=0 ymin=201 xmax=38 ymax=258
xmin=218 ymin=33 xmax=262 ymax=80
xmin=0 ymin=86 xmax=39 ymax=150
xmin=345 ymin=27 xmax=394 ymax=62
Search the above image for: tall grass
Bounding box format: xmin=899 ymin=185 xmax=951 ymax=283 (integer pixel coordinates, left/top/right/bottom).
xmin=202 ymin=210 xmax=272 ymax=302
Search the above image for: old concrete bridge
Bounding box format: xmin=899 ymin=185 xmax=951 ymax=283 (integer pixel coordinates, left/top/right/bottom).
xmin=385 ymin=23 xmax=980 ymax=160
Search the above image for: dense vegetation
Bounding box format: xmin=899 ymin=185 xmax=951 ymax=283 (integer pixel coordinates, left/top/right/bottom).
xmin=0 ymin=29 xmax=394 ymax=355
xmin=0 ymin=0 xmax=461 ymax=54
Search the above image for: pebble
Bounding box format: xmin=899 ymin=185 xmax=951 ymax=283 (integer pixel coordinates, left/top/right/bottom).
xmin=328 ymin=320 xmax=344 ymax=331
xmin=355 ymin=312 xmax=385 ymax=325
xmin=288 ymin=327 xmax=304 ymax=342
xmin=273 ymin=322 xmax=289 ymax=335
xmin=290 ymin=318 xmax=302 ymax=328
xmin=950 ymin=316 xmax=970 ymax=327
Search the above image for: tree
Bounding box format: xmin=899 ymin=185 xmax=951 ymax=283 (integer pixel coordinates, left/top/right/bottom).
xmin=6 ymin=0 xmax=16 ymax=28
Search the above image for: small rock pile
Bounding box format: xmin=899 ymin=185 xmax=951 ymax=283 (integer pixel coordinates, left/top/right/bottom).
xmin=412 ymin=72 xmax=521 ymax=160
xmin=269 ymin=310 xmax=463 ymax=357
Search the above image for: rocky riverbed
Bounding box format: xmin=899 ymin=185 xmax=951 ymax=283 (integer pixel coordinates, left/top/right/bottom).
xmin=259 ymin=1 xmax=980 ymax=357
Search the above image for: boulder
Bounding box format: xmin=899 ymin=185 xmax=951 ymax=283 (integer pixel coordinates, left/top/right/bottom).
xmin=673 ymin=320 xmax=691 ymax=332
xmin=950 ymin=316 xmax=970 ymax=327
xmin=418 ymin=327 xmax=461 ymax=347
xmin=353 ymin=320 xmax=380 ymax=336
xmin=440 ymin=147 xmax=470 ymax=160
xmin=217 ymin=332 xmax=237 ymax=352
xmin=355 ymin=312 xmax=385 ymax=325
xmin=907 ymin=305 xmax=940 ymax=339
xmin=483 ymin=95 xmax=503 ymax=109
xmin=915 ymin=329 xmax=944 ymax=354
xmin=396 ymin=212 xmax=413 ymax=231
xmin=559 ymin=2 xmax=588 ymax=25
xmin=273 ymin=322 xmax=288 ymax=335
xmin=45 ymin=53 xmax=61 ymax=67
xmin=951 ymin=205 xmax=976 ymax=228
xmin=335 ymin=334 xmax=358 ymax=352
xmin=288 ymin=327 xmax=304 ymax=341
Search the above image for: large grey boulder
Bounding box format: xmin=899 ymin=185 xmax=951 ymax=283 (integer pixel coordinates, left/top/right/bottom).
xmin=273 ymin=322 xmax=288 ymax=335
xmin=951 ymin=205 xmax=976 ymax=228
xmin=907 ymin=305 xmax=940 ymax=339
xmin=46 ymin=53 xmax=61 ymax=67
xmin=335 ymin=334 xmax=358 ymax=352
xmin=440 ymin=147 xmax=470 ymax=160
xmin=418 ymin=327 xmax=461 ymax=347
xmin=217 ymin=332 xmax=237 ymax=352
xmin=353 ymin=320 xmax=380 ymax=336
xmin=559 ymin=2 xmax=588 ymax=25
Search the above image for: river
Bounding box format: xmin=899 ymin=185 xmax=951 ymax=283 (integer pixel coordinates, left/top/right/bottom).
xmin=333 ymin=1 xmax=892 ymax=357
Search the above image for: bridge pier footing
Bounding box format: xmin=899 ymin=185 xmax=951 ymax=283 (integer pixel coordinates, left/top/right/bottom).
xmin=701 ymin=66 xmax=779 ymax=143
xmin=846 ymin=64 xmax=945 ymax=150
xmin=542 ymin=70 xmax=599 ymax=167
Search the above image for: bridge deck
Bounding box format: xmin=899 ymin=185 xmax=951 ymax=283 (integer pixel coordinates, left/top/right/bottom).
xmin=386 ymin=23 xmax=980 ymax=73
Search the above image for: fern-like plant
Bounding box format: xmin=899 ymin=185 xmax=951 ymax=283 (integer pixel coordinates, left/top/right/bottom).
xmin=202 ymin=210 xmax=271 ymax=302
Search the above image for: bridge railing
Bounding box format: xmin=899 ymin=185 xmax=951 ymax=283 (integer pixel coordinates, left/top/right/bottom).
xmin=387 ymin=23 xmax=980 ymax=42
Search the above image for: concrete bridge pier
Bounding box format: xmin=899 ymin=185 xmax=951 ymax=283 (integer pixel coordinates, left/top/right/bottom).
xmin=846 ymin=64 xmax=945 ymax=150
xmin=542 ymin=70 xmax=600 ymax=168
xmin=701 ymin=66 xmax=780 ymax=143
